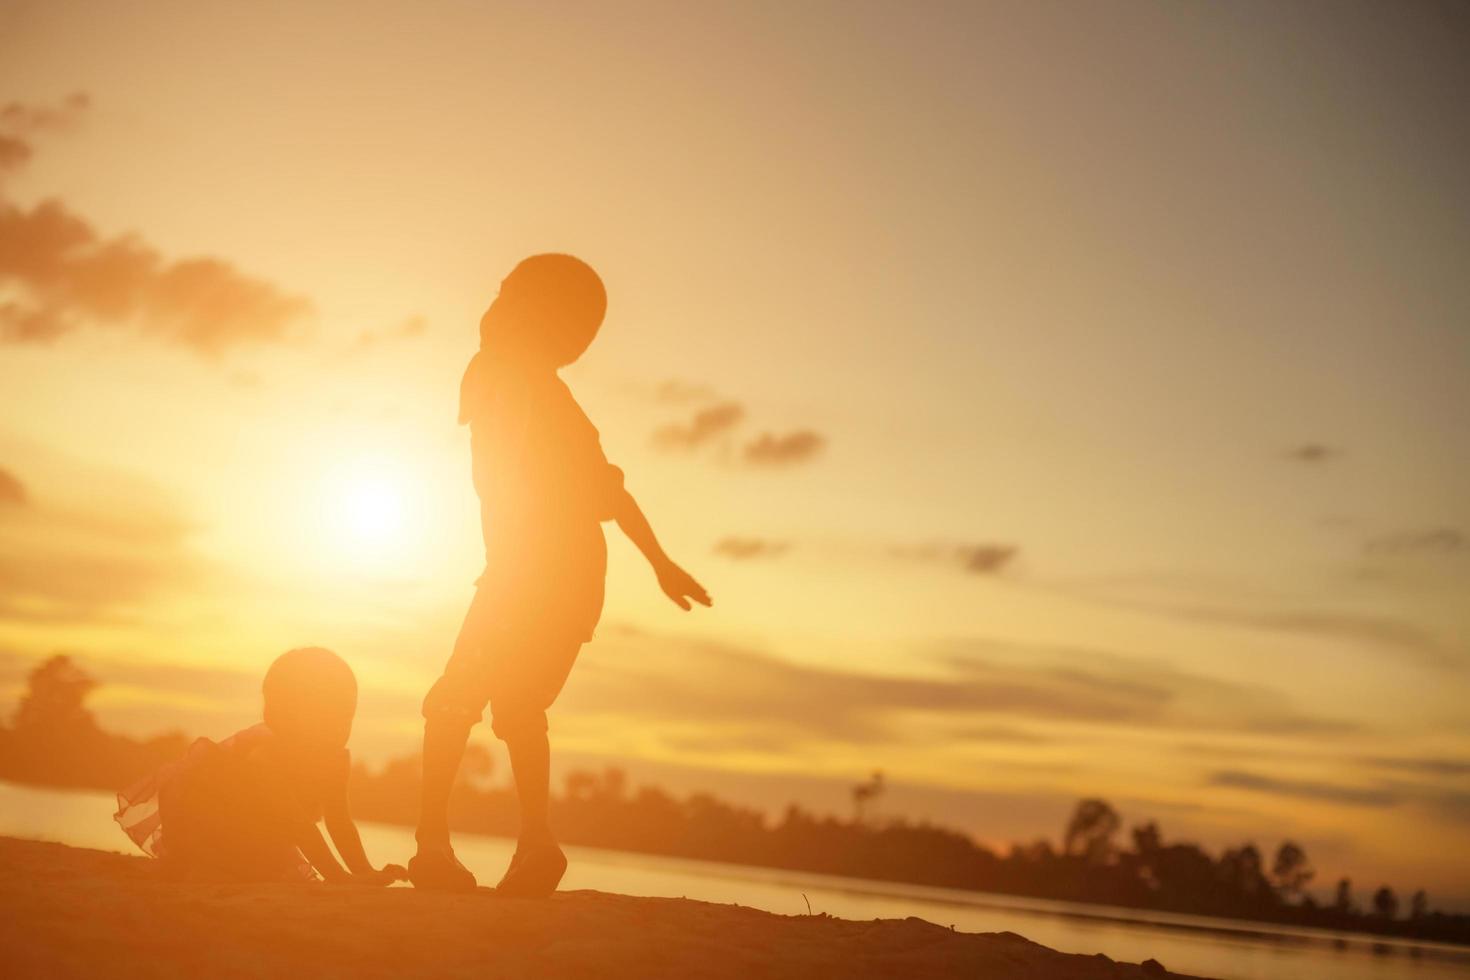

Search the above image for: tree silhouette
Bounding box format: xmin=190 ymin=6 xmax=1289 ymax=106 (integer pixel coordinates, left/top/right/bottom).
xmin=1218 ymin=844 xmax=1270 ymax=899
xmin=13 ymin=656 xmax=99 ymax=735
xmin=1271 ymin=841 xmax=1314 ymax=899
xmin=1410 ymin=889 xmax=1429 ymax=921
xmin=1372 ymin=885 xmax=1399 ymax=920
xmin=1131 ymin=821 xmax=1162 ymax=857
xmin=1064 ymin=798 xmax=1121 ymax=863
xmin=1334 ymin=877 xmax=1354 ymax=914
xmin=851 ymin=770 xmax=884 ymax=825
xmin=0 ymin=655 xmax=186 ymax=789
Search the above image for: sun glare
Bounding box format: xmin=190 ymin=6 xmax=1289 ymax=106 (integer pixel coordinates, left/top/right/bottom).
xmin=318 ymin=458 xmax=417 ymax=566
xmin=343 ymin=475 xmax=404 ymax=542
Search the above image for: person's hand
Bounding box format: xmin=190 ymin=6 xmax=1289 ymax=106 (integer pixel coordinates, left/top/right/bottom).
xmin=655 ymin=560 xmax=711 ymax=611
xmin=347 ymin=865 xmax=404 ymax=886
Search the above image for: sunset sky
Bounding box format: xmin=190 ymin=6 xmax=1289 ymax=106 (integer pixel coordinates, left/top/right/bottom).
xmin=2 ymin=1 xmax=1468 ymax=905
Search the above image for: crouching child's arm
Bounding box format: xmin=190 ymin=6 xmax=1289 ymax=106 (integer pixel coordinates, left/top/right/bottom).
xmin=612 ymin=485 xmax=711 ymax=611
xmin=321 ymin=759 xmax=405 ymax=885
xmin=294 ymin=820 xmax=355 ymax=883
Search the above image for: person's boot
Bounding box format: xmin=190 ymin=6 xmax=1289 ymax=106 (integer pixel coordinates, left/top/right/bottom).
xmin=407 ymin=841 xmax=478 ymax=892
xmin=494 ymin=841 xmax=566 ymax=898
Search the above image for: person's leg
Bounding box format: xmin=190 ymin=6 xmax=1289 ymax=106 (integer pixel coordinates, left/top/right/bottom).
xmin=488 ymin=635 xmax=581 ymax=897
xmin=494 ymin=721 xmax=566 ymax=897
xmin=504 ymin=727 xmax=553 ymax=848
xmin=415 ymin=712 xmax=473 ymax=850
xmin=408 ymin=688 xmax=481 ymax=890
xmin=408 ymin=583 xmax=495 ymax=890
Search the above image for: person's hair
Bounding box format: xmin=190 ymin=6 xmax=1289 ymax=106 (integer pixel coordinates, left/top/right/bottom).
xmin=480 ymin=253 xmax=606 ymax=366
xmin=262 ymin=647 xmax=357 ymax=734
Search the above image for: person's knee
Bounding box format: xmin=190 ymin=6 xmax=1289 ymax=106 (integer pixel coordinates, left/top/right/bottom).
xmin=423 ymin=709 xmax=478 ymax=740
xmin=490 ymin=706 xmax=548 ymax=744
xmin=422 ymin=678 xmax=484 ymax=729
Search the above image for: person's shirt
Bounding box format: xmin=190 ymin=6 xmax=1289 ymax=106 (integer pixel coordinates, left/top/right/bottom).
xmin=458 ymin=351 xmax=624 ymax=558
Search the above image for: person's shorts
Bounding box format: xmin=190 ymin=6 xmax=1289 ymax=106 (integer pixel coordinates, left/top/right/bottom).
xmin=421 ymin=568 xmax=596 ymax=740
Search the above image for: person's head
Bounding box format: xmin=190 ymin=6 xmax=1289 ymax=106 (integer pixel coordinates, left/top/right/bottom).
xmin=479 ymin=253 xmax=606 ymax=367
xmin=261 ymin=647 xmax=357 ymax=752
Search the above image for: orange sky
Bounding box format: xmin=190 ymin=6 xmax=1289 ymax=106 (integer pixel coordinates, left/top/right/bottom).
xmin=2 ymin=1 xmax=1468 ymax=906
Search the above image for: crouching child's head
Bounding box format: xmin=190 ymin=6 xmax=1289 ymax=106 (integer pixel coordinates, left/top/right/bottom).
xmin=262 ymin=647 xmax=358 ymax=755
xmin=480 ymin=253 xmax=606 ymax=368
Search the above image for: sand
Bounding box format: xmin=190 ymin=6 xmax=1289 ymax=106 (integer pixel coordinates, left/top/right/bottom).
xmin=0 ymin=837 xmax=1214 ymax=979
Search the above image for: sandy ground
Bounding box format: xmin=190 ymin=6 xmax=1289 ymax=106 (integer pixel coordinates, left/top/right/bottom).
xmin=0 ymin=837 xmax=1214 ymax=979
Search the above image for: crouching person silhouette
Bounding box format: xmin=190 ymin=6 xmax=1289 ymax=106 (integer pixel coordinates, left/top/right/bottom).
xmin=411 ymin=254 xmax=710 ymax=896
xmin=115 ymin=647 xmax=406 ymax=885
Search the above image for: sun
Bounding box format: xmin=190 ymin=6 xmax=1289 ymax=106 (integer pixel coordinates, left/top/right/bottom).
xmin=342 ymin=475 xmax=404 ymax=543
xmin=319 ymin=458 xmax=416 ymax=564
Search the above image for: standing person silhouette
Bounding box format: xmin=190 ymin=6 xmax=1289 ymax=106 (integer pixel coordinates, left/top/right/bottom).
xmin=410 ymin=254 xmax=711 ymax=895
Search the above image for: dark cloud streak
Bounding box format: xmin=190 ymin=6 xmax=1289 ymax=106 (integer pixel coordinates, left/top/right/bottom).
xmin=560 ymin=632 xmax=1354 ymax=748
xmin=1286 ymin=443 xmax=1340 ymax=463
xmin=892 ymin=542 xmax=1019 ymax=576
xmin=652 ymin=402 xmax=745 ymax=450
xmin=0 ymin=467 xmax=26 ymax=507
xmin=0 ymin=92 xmax=89 ymax=135
xmin=0 ymin=456 xmax=217 ymax=625
xmin=713 ymin=537 xmax=790 ymax=560
xmin=654 ymin=380 xmax=718 ymax=404
xmin=743 ymin=430 xmax=825 ymax=467
xmin=0 ymin=134 xmax=31 ymax=173
xmin=1209 ymin=770 xmax=1399 ymax=808
xmin=1366 ymin=527 xmax=1466 ymax=556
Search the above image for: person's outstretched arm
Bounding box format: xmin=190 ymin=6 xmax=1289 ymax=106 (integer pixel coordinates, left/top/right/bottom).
xmin=613 ymin=487 xmax=711 ymax=610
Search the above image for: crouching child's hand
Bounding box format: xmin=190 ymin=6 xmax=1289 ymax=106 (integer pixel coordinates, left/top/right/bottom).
xmin=347 ymin=864 xmax=406 ymax=886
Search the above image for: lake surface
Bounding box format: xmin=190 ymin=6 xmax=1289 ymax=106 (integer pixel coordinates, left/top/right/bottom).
xmin=2 ymin=780 xmax=1466 ymax=980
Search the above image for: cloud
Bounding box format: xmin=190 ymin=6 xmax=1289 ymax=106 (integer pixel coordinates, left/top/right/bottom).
xmin=1040 ymin=575 xmax=1464 ymax=673
xmin=1365 ymin=527 xmax=1466 ymax=556
xmin=1357 ymin=756 xmax=1470 ymax=778
xmin=1286 ymin=443 xmax=1340 ymax=463
xmin=1137 ymin=603 xmax=1462 ymax=672
xmin=0 ymin=93 xmax=88 ymax=180
xmin=742 ymin=430 xmax=825 ymax=467
xmin=959 ymin=544 xmax=1018 ymax=574
xmin=1208 ymin=770 xmax=1400 ymax=808
xmin=0 ymin=93 xmax=312 ymax=356
xmin=0 ymin=452 xmax=218 ymax=624
xmin=352 ymin=315 xmax=428 ymax=352
xmin=952 ymin=723 xmax=1055 ymax=745
xmin=0 ymin=135 xmax=31 ymax=174
xmin=0 ymin=92 xmax=89 ymax=135
xmin=713 ymin=536 xmax=790 ymax=560
xmin=0 ymin=467 xmax=26 ymax=507
xmin=891 ymin=542 xmax=1019 ymax=576
xmin=652 ymin=402 xmax=745 ymax=450
xmin=654 ymin=380 xmax=718 ymax=404
xmin=1422 ymin=789 xmax=1470 ymax=824
xmin=652 ymin=402 xmax=826 ymax=470
xmin=0 ymin=199 xmax=313 ymax=355
xmin=0 ymin=546 xmax=209 ymax=624
xmin=561 ymin=631 xmax=1354 ymax=749
xmin=0 ymin=647 xmax=264 ymax=739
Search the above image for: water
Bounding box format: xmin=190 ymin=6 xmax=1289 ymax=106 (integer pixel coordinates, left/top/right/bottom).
xmin=2 ymin=780 xmax=1466 ymax=980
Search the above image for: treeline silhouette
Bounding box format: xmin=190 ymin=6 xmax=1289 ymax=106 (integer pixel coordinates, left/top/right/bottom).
xmin=2 ymin=655 xmax=1465 ymax=945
